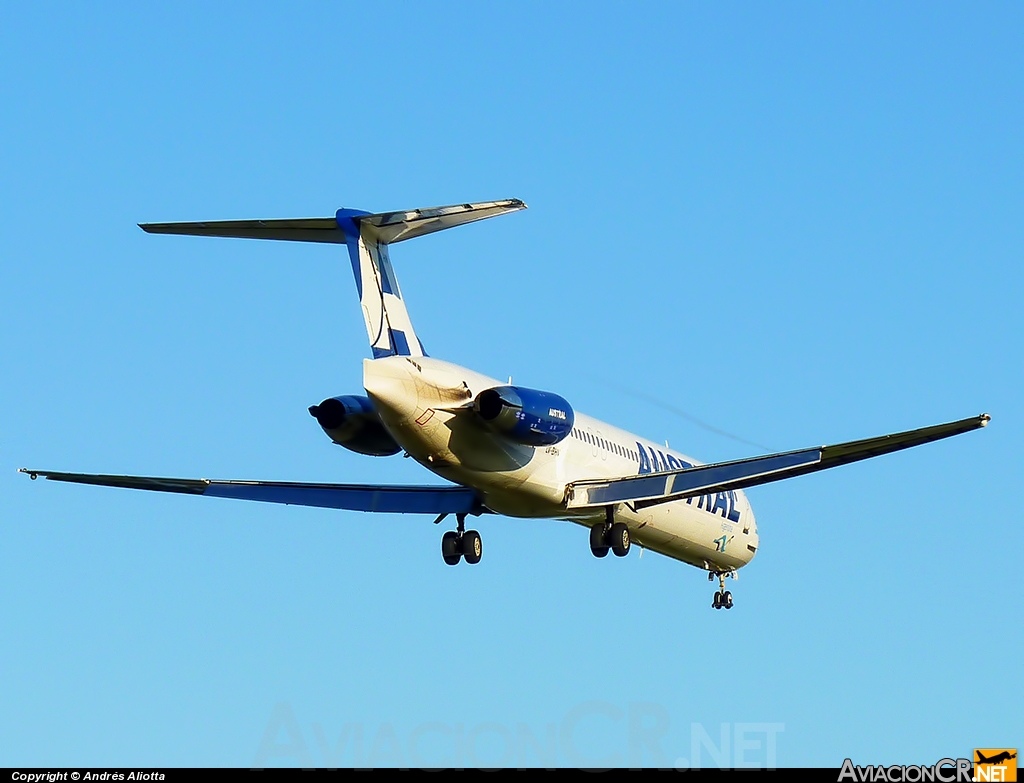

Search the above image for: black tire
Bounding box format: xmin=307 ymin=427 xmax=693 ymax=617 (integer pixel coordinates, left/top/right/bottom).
xmin=589 ymin=524 xmax=609 ymax=558
xmin=610 ymin=522 xmax=631 ymax=557
xmin=462 ymin=530 xmax=483 ymax=564
xmin=712 ymin=591 xmax=721 ymax=609
xmin=441 ymin=531 xmax=461 ymax=566
xmin=723 ymin=591 xmax=733 ymax=609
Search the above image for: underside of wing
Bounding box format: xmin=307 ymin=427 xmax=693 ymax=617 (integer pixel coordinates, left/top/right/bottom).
xmin=19 ymin=470 xmax=485 ymax=515
xmin=566 ymin=413 xmax=990 ymax=509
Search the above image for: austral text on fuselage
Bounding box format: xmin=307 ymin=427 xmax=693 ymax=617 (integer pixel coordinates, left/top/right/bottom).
xmin=636 ymin=441 xmax=742 ymax=523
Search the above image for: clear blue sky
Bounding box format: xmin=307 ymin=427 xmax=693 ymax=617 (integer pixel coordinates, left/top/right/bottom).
xmin=2 ymin=2 xmax=1020 ymax=768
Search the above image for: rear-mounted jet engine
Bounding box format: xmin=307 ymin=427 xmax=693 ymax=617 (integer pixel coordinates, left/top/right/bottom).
xmin=473 ymin=386 xmax=574 ymax=446
xmin=308 ymin=395 xmax=401 ymax=456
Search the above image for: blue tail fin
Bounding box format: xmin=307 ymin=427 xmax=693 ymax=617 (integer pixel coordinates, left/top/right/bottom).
xmin=139 ymin=198 xmax=527 ymax=359
xmin=335 ymin=200 xmax=526 ymax=358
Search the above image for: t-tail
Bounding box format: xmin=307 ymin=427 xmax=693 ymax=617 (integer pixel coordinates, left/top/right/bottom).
xmin=140 ymin=199 xmax=527 ymax=359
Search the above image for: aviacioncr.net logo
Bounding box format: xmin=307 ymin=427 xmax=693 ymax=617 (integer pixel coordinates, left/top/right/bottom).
xmin=838 ymin=757 xmax=973 ymax=782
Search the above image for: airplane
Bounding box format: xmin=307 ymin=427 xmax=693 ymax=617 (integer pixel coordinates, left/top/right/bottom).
xmin=20 ymin=199 xmax=991 ymax=609
xmin=976 ymin=751 xmax=1016 ymax=765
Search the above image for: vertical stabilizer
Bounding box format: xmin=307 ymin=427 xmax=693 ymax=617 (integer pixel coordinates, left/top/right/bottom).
xmin=139 ymin=199 xmax=527 ymax=360
xmin=335 ymin=199 xmax=526 ymax=359
xmin=337 ymin=208 xmax=424 ymax=358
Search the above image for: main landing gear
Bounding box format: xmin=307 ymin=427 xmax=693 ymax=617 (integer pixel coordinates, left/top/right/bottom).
xmin=439 ymin=513 xmax=482 ymax=566
xmin=589 ymin=507 xmax=631 ymax=558
xmin=710 ymin=571 xmax=735 ymax=610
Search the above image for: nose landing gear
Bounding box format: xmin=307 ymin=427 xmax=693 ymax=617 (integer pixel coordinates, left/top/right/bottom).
xmin=710 ymin=571 xmax=735 ymax=609
xmin=439 ymin=513 xmax=482 ymax=566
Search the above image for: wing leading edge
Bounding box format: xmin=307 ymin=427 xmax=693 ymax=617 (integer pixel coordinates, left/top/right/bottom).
xmin=566 ymin=413 xmax=990 ymax=509
xmin=18 ymin=470 xmax=485 ymax=515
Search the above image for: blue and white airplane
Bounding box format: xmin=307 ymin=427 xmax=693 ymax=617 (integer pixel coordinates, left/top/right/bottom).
xmin=21 ymin=200 xmax=990 ymax=609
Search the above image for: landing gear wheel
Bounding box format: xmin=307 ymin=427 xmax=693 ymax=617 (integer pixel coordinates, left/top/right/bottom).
xmin=461 ymin=530 xmax=483 ymax=565
xmin=709 ymin=572 xmax=736 ymax=609
xmin=441 ymin=531 xmax=461 ymax=566
xmin=610 ymin=522 xmax=631 ymax=557
xmin=589 ymin=524 xmax=609 ymax=558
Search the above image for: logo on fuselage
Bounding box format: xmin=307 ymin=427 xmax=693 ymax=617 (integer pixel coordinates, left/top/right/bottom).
xmin=636 ymin=442 xmax=741 ymax=523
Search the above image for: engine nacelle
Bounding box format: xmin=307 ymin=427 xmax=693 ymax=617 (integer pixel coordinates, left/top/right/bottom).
xmin=308 ymin=395 xmax=401 ymax=456
xmin=473 ymin=385 xmax=574 ymax=446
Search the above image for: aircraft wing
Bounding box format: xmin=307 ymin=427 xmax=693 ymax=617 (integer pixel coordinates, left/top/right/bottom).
xmin=18 ymin=470 xmax=484 ymax=514
xmin=565 ymin=414 xmax=990 ymax=509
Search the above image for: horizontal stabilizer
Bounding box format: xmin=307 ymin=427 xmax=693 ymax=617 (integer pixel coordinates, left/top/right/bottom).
xmin=566 ymin=413 xmax=991 ymax=509
xmin=140 ymin=217 xmax=345 ymax=243
xmin=19 ymin=469 xmax=485 ymax=514
xmin=357 ymin=199 xmax=526 ymax=244
xmin=139 ymin=199 xmax=526 ymax=245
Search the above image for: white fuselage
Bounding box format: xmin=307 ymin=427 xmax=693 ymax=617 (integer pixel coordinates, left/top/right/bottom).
xmin=363 ymin=356 xmax=758 ymax=573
